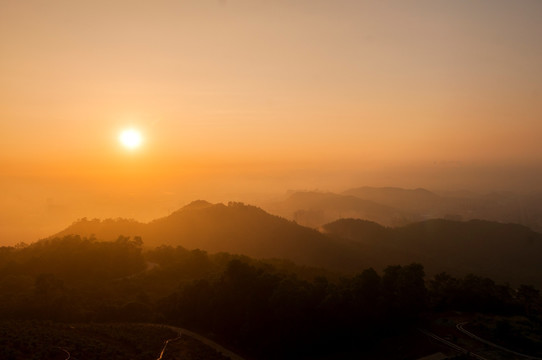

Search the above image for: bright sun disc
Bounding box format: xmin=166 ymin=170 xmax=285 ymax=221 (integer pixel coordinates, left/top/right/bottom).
xmin=119 ymin=129 xmax=143 ymax=149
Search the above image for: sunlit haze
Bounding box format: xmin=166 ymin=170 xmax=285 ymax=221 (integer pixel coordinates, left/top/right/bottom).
xmin=1 ymin=0 xmax=542 ymax=244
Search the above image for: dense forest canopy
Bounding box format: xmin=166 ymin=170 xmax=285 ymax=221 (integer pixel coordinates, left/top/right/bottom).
xmin=1 ymin=234 xmax=541 ymax=359
xmin=50 ymin=202 xmax=542 ymax=287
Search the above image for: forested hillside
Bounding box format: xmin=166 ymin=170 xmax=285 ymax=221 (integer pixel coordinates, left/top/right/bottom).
xmin=52 ymin=201 xmax=542 ymax=286
xmin=52 ymin=201 xmax=364 ymax=271
xmin=2 ymin=235 xmax=542 ymax=358
xmin=323 ymin=218 xmax=542 ymax=286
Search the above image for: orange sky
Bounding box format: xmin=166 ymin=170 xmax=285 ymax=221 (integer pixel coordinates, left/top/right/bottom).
xmin=1 ymin=0 xmax=542 ymax=244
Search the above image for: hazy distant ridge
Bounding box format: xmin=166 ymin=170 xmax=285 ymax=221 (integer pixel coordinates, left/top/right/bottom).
xmin=263 ymin=186 xmax=542 ymax=233
xmin=263 ymin=191 xmax=417 ymax=228
xmin=52 ymin=199 xmax=542 ymax=286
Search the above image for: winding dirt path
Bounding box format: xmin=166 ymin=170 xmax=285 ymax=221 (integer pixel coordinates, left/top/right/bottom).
xmin=148 ymin=324 xmax=245 ymax=360
xmin=55 ymin=347 xmax=70 ymax=360
xmin=156 ymin=331 xmax=182 ymax=360
xmin=457 ymin=322 xmax=542 ymax=360
xmin=418 ymin=328 xmax=488 ymax=360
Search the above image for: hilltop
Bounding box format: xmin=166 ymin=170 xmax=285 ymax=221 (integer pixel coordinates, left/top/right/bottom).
xmin=50 ymin=200 xmax=542 ymax=286
xmin=53 ymin=201 xmax=362 ymax=272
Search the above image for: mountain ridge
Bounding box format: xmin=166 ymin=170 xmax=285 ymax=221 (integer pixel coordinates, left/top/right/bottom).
xmin=264 ymin=186 xmax=542 ymax=234
xmin=52 ymin=201 xmax=363 ymax=272
xmin=49 ymin=199 xmax=542 ymax=286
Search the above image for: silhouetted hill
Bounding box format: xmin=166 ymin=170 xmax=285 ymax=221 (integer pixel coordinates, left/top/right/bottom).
xmin=51 ymin=217 xmax=146 ymax=242
xmin=322 ymin=218 xmax=389 ymax=242
xmin=263 ymin=191 xmax=416 ymax=228
xmin=51 ymin=201 xmax=542 ymax=285
xmin=342 ymin=186 xmax=542 ymax=233
xmin=53 ymin=201 xmax=363 ymax=271
xmin=323 ymin=218 xmax=542 ymax=286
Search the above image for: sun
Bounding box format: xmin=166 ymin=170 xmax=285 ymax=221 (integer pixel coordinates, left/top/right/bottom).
xmin=119 ymin=128 xmax=143 ymax=149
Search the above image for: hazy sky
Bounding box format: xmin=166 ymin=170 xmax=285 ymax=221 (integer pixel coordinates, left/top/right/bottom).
xmin=1 ymin=0 xmax=542 ymax=243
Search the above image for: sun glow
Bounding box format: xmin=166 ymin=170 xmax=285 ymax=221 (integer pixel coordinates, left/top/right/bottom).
xmin=119 ymin=129 xmax=143 ymax=149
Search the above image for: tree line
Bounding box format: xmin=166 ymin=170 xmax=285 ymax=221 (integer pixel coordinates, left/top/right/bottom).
xmin=0 ymin=236 xmax=540 ymax=358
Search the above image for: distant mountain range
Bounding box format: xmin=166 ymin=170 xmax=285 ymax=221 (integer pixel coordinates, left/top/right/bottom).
xmin=52 ymin=198 xmax=542 ymax=286
xmin=263 ymin=186 xmax=542 ymax=233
